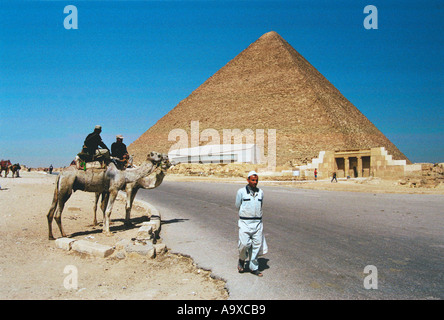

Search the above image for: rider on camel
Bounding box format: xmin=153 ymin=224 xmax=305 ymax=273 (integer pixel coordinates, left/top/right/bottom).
xmin=111 ymin=134 xmax=130 ymax=169
xmin=78 ymin=125 xmax=110 ymax=164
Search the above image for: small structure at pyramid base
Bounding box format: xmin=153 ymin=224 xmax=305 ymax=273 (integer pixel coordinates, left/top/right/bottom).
xmin=168 ymin=144 xmax=261 ymax=165
xmin=296 ymin=147 xmax=414 ymax=179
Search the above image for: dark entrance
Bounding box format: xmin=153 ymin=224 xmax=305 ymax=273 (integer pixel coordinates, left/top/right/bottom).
xmin=362 ymin=156 xmax=371 ymax=177
xmin=349 ymin=157 xmax=358 ymax=177
xmin=335 ymin=158 xmax=345 ymax=177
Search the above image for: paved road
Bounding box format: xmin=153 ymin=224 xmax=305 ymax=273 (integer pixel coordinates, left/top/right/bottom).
xmin=137 ymin=181 xmax=444 ymax=300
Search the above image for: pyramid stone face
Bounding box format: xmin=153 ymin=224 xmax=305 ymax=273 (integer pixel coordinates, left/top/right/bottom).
xmin=129 ymin=31 xmax=409 ymax=166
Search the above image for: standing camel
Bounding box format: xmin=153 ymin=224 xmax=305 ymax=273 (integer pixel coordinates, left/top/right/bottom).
xmin=92 ymin=159 xmax=171 ymax=226
xmin=46 ymin=151 xmax=166 ymax=240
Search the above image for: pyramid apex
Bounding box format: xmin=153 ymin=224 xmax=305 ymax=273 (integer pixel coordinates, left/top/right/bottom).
xmin=260 ymin=31 xmax=282 ymax=39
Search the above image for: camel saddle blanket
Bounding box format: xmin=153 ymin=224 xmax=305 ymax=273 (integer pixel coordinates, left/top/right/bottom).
xmin=84 ymin=161 xmax=104 ymax=169
xmin=74 ymin=157 xmax=106 ymax=170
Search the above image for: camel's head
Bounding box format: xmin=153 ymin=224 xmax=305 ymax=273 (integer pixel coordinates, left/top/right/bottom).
xmin=146 ymin=151 xmax=163 ymax=163
xmin=146 ymin=152 xmax=172 ymax=170
xmin=160 ymin=153 xmax=172 ymax=170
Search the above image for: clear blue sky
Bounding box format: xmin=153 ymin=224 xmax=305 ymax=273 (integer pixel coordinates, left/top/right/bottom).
xmin=1 ymin=0 xmax=442 ymax=167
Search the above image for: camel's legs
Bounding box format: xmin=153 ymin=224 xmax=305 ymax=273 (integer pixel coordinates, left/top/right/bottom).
xmin=124 ymin=187 xmax=138 ymax=225
xmin=47 ymin=199 xmax=58 ymax=240
xmin=103 ymin=190 xmax=117 ymax=235
xmin=93 ymin=192 xmax=100 ymax=226
xmin=47 ymin=188 xmax=71 ymax=239
xmin=54 ymin=192 xmax=71 ymax=238
xmin=93 ymin=192 xmax=109 ymax=226
xmin=47 ymin=176 xmax=60 ymax=240
xmin=101 ymin=193 xmax=109 ymax=223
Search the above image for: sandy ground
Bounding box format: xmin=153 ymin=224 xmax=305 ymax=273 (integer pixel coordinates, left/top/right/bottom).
xmin=0 ymin=171 xmax=228 ymax=300
xmin=264 ymin=178 xmax=444 ymax=194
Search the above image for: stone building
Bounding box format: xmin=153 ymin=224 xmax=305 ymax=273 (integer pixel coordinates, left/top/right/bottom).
xmin=298 ymin=147 xmax=410 ymax=179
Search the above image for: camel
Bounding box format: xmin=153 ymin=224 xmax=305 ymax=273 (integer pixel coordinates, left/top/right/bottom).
xmin=46 ymin=151 xmax=168 ymax=240
xmin=0 ymin=160 xmax=11 ymax=177
xmin=9 ymin=163 xmax=21 ymax=178
xmin=92 ymin=160 xmax=170 ymax=227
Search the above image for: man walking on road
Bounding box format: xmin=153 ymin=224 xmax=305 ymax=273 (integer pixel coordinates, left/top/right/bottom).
xmin=235 ymin=171 xmax=268 ymax=277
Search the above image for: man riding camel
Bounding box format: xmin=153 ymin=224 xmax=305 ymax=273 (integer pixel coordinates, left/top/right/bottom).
xmin=78 ymin=125 xmax=110 ymax=164
xmin=111 ymin=134 xmax=130 ymax=169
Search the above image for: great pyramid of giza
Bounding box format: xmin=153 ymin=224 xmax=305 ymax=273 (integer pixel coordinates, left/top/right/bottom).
xmin=129 ymin=31 xmax=409 ymax=166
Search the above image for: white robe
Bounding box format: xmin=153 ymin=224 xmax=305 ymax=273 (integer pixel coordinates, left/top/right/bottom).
xmin=236 ymin=186 xmax=268 ymax=271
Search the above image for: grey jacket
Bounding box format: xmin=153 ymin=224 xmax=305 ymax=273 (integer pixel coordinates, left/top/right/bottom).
xmin=235 ymin=186 xmax=264 ymax=219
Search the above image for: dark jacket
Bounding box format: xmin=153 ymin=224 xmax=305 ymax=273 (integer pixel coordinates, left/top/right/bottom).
xmin=84 ymin=131 xmax=108 ymax=155
xmin=111 ymin=141 xmax=128 ymax=160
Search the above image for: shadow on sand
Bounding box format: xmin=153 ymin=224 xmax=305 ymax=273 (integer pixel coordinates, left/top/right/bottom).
xmin=67 ymin=216 xmax=189 ymax=238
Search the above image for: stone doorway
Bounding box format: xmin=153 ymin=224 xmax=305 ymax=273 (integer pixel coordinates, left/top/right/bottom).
xmin=362 ymin=156 xmax=371 ymax=177
xmin=349 ymin=157 xmax=358 ymax=178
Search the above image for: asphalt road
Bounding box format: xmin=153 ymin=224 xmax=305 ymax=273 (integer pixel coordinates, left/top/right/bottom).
xmin=137 ymin=181 xmax=444 ymax=300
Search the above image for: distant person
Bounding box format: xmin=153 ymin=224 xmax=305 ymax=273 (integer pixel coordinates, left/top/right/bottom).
xmin=79 ymin=125 xmax=110 ymax=163
xmin=49 ymin=164 xmax=53 ymax=174
xmin=235 ymin=171 xmax=268 ymax=277
xmin=331 ymin=172 xmax=337 ymax=183
xmin=314 ymin=168 xmax=317 ymax=181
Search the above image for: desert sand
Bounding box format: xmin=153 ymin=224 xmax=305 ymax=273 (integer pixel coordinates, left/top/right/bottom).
xmin=0 ymin=171 xmax=228 ymax=300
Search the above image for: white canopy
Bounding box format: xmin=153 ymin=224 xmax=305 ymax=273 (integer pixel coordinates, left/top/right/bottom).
xmin=168 ymin=144 xmax=261 ymax=164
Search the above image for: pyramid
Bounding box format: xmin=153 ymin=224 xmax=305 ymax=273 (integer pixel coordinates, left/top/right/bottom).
xmin=129 ymin=31 xmax=409 ymax=166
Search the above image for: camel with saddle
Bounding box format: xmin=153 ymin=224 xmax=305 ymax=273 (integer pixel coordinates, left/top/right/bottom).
xmin=46 ymin=151 xmax=170 ymax=240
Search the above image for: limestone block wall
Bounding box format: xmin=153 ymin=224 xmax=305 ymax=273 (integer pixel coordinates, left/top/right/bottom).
xmin=370 ymin=147 xmax=406 ymax=178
